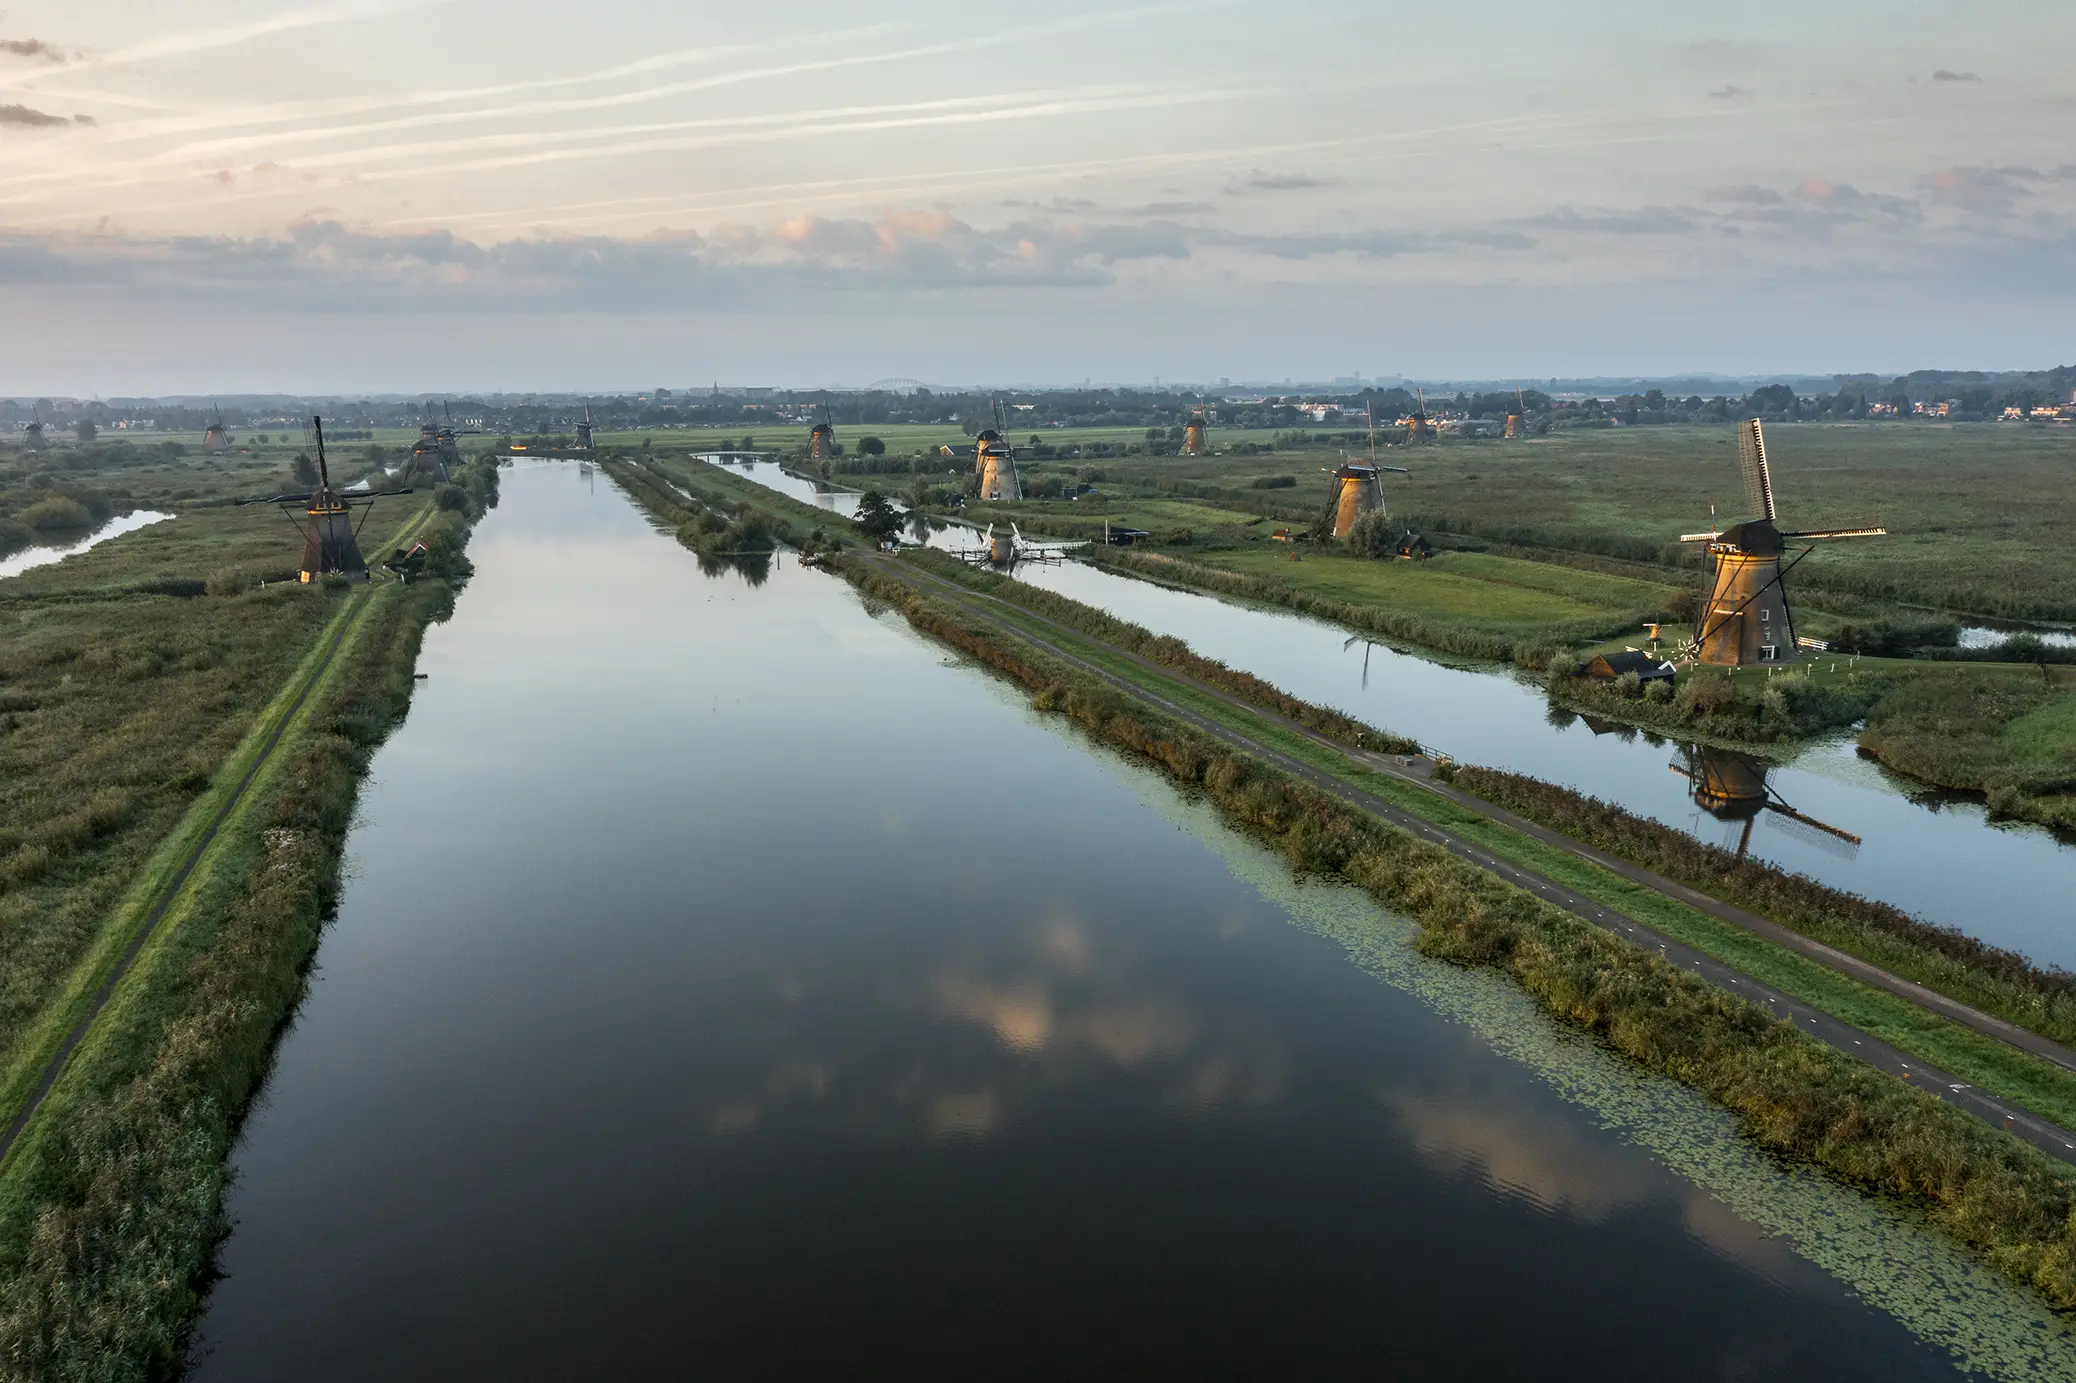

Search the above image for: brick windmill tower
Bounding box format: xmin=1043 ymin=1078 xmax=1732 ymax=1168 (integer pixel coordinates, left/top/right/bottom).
xmin=808 ymin=401 xmax=835 ymax=461
xmin=204 ymin=403 xmax=232 ymax=455
xmin=1182 ymin=405 xmax=1209 ymax=456
xmin=975 ymin=401 xmax=1021 ymax=501
xmin=1679 ymin=419 xmax=1886 ymax=665
xmin=1326 ymin=401 xmax=1408 ymax=538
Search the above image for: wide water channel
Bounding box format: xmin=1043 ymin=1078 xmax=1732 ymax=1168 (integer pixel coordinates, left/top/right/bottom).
xmin=727 ymin=461 xmax=2076 ymax=971
xmin=190 ymin=464 xmax=2076 ymax=1380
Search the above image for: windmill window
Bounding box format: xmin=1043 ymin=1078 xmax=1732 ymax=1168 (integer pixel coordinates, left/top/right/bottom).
xmin=1759 ymin=608 xmax=1770 ymax=621
xmin=1761 ymin=644 xmax=1778 ymax=661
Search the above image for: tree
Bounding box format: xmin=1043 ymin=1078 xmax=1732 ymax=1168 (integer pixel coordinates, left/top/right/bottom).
xmin=854 ymin=490 xmax=903 ymax=546
xmin=292 ymin=451 xmax=319 ymax=487
xmin=1748 ymin=383 xmax=1796 ymax=416
xmin=858 ymin=435 xmax=886 ymax=456
xmin=73 ymin=419 xmax=96 ymax=442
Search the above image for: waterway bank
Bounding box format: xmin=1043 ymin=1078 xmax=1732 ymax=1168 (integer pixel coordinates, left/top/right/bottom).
xmin=189 ymin=464 xmax=2076 ymax=1379
xmin=838 ymin=551 xmax=2076 ymax=1311
xmin=710 ymin=454 xmax=2076 ymax=970
xmin=896 ymin=549 xmax=2076 ymax=1058
xmin=0 ymin=511 xmax=174 ymax=581
xmin=0 ymin=464 xmax=499 ymax=1378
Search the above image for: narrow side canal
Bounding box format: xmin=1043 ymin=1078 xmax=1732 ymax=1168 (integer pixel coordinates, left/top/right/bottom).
xmin=728 ymin=461 xmax=2076 ymax=971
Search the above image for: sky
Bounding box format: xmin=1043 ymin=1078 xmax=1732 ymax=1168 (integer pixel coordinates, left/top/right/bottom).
xmin=0 ymin=1 xmax=2071 ymax=394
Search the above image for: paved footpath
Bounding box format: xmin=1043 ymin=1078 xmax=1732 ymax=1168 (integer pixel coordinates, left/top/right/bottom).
xmin=869 ymin=554 xmax=2076 ymax=1166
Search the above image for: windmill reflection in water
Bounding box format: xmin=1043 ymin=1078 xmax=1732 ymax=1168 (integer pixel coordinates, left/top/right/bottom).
xmin=1670 ymin=743 xmax=1863 ymax=861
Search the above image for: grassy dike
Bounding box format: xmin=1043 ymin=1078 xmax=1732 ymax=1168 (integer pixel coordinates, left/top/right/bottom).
xmin=0 ymin=467 xmax=497 ymax=1381
xmin=904 ymin=563 xmax=2076 ymax=1133
xmin=1445 ymin=766 xmax=2076 ymax=1045
xmin=831 ymin=555 xmax=2076 ymax=1308
xmin=898 ymin=550 xmax=2076 ymax=1061
xmin=1090 ymin=544 xmax=1590 ymax=668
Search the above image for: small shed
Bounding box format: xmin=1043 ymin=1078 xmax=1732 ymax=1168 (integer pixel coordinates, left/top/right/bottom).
xmin=1583 ymin=650 xmax=1675 ymax=683
xmin=1394 ymin=530 xmax=1432 ymax=560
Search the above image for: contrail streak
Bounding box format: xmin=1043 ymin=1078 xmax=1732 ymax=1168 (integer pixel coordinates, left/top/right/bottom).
xmin=80 ymin=0 xmax=458 ymax=70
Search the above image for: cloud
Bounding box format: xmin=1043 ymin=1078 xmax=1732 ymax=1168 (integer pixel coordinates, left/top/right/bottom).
xmin=85 ymin=1 xmax=454 ymax=69
xmin=0 ymin=210 xmax=1202 ymax=310
xmin=1705 ymin=184 xmax=1785 ymax=206
xmin=1702 ymin=177 xmax=1923 ymax=232
xmin=1229 ymin=169 xmax=1330 ymax=194
xmin=1931 ymin=69 xmax=1981 ymax=83
xmin=1203 ymin=227 xmax=1534 ymax=260
xmin=1511 ymin=206 xmax=1698 ymax=235
xmin=0 ymin=103 xmax=73 ymax=128
xmin=1706 ymin=85 xmax=1750 ymax=100
xmin=0 ymin=37 xmax=66 ymax=62
xmin=1916 ymin=164 xmax=2061 ymax=218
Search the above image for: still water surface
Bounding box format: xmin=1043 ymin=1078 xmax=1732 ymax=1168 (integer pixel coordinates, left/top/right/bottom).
xmin=0 ymin=510 xmax=173 ymax=580
xmin=190 ymin=465 xmax=2076 ymax=1379
xmin=726 ymin=462 xmax=2076 ymax=970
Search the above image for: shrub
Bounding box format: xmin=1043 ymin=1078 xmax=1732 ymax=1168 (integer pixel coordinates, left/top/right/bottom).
xmin=17 ymin=496 xmax=92 ymax=531
xmin=1676 ymin=671 xmax=1737 ymax=714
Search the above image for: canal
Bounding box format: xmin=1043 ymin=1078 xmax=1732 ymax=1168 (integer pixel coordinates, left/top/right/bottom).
xmin=726 ymin=461 xmax=2076 ymax=972
xmin=189 ymin=464 xmax=2076 ymax=1379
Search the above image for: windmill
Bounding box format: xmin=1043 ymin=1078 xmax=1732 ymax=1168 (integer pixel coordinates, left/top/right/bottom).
xmin=1404 ymin=387 xmax=1433 ymax=442
xmin=975 ymin=400 xmax=1022 ymax=502
xmin=408 ymin=411 xmax=448 ymax=485
xmin=1678 ymin=419 xmax=1886 ymax=666
xmin=439 ymin=402 xmax=476 ymax=469
xmin=1505 ymin=388 xmax=1527 ymax=439
xmin=1669 ymin=744 xmax=1862 ymax=861
xmin=573 ymin=405 xmax=594 ymax=453
xmin=1325 ymin=406 xmax=1411 ymax=540
xmin=808 ymin=400 xmax=835 ymax=461
xmin=22 ymin=405 xmax=46 ymax=452
xmin=1182 ymin=403 xmax=1209 ymax=456
xmin=247 ymin=416 xmax=411 ymax=584
xmin=204 ymin=403 xmax=232 ymax=455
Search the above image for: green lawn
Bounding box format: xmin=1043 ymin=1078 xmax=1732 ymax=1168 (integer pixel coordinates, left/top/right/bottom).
xmin=1193 ymin=548 xmax=1675 ymax=636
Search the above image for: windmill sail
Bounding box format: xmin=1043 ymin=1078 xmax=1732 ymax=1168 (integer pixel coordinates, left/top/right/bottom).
xmin=1737 ymin=418 xmax=1776 ymax=522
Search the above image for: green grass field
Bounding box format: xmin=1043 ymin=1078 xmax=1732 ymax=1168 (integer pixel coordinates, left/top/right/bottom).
xmin=1194 ymin=548 xmax=1679 ymax=638
xmin=1079 ymin=422 xmax=2076 ymax=621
